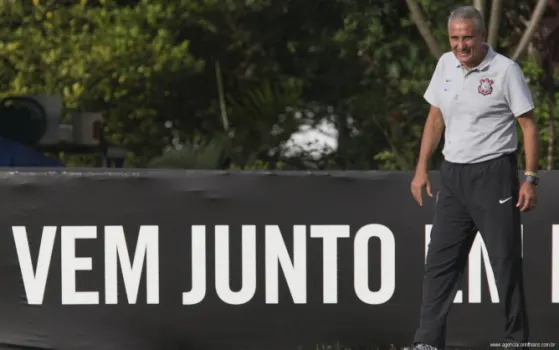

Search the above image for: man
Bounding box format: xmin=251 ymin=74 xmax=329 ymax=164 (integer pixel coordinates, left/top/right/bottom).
xmin=409 ymin=5 xmax=539 ymax=350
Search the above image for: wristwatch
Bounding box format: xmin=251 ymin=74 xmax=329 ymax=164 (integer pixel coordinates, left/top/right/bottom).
xmin=524 ymin=171 xmax=539 ymax=186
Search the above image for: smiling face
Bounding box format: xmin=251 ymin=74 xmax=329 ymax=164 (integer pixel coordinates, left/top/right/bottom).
xmin=448 ymin=18 xmax=486 ymax=69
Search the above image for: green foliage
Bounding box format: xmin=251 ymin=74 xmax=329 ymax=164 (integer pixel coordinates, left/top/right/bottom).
xmin=147 ymin=135 xmax=229 ymax=169
xmin=0 ymin=0 xmax=555 ymax=171
xmin=0 ymin=0 xmax=204 ymax=167
xmin=226 ymin=78 xmax=304 ymax=168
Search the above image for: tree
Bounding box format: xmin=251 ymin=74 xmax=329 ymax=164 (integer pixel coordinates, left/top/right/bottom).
xmin=405 ymin=0 xmax=549 ymax=60
xmin=0 ymin=0 xmax=209 ymax=166
xmin=6 ymin=0 xmax=550 ymax=172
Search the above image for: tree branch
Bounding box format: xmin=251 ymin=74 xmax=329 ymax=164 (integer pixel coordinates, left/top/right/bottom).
xmin=511 ymin=0 xmax=549 ymax=61
xmin=545 ymin=72 xmax=555 ymax=170
xmin=487 ymin=0 xmax=502 ymax=47
xmin=405 ymin=0 xmax=444 ymax=60
xmin=473 ymin=0 xmax=486 ymax=20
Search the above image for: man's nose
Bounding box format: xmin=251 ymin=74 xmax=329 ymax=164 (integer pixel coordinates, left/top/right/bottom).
xmin=456 ymin=42 xmax=467 ymax=51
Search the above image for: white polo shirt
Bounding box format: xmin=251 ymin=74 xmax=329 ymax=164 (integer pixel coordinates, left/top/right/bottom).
xmin=424 ymin=44 xmax=535 ymax=164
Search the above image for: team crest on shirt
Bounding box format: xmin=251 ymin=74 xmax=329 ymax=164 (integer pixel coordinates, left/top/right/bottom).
xmin=478 ymin=78 xmax=494 ymax=96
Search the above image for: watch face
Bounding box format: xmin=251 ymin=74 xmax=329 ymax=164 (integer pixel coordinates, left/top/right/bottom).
xmin=527 ymin=176 xmax=538 ymax=185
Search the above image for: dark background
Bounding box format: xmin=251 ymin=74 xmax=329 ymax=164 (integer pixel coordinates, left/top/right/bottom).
xmin=0 ymin=170 xmax=557 ymax=350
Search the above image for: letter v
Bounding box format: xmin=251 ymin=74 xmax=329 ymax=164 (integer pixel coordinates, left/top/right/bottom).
xmin=12 ymin=226 xmax=57 ymax=305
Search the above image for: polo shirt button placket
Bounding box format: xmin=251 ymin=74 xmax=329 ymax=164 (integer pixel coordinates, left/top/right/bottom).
xmin=458 ymin=73 xmax=469 ymax=99
xmin=455 ymin=78 xmax=462 ymax=100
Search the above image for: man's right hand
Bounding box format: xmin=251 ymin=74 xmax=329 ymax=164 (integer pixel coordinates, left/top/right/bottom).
xmin=411 ymin=168 xmax=432 ymax=207
xmin=411 ymin=105 xmax=443 ymax=206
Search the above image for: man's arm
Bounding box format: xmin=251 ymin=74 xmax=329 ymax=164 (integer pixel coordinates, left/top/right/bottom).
xmin=503 ymin=62 xmax=538 ymax=172
xmin=515 ymin=110 xmax=539 ymax=212
xmin=411 ymin=55 xmax=445 ymax=206
xmin=516 ymin=111 xmax=539 ymax=173
xmin=416 ymin=105 xmax=445 ymax=171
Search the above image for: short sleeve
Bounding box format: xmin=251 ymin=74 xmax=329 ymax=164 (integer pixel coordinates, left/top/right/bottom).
xmin=503 ymin=62 xmax=534 ymax=117
xmin=424 ymin=56 xmax=445 ymax=108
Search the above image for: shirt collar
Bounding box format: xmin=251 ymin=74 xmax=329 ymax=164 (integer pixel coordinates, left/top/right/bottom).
xmin=455 ymin=44 xmax=496 ymax=71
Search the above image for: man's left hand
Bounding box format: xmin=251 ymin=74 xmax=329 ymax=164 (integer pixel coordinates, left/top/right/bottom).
xmin=516 ymin=182 xmax=537 ymax=212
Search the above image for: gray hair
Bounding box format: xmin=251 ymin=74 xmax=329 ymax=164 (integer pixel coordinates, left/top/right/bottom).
xmin=448 ymin=6 xmax=486 ymax=32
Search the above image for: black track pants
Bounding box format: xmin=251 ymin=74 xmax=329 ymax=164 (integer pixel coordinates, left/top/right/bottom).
xmin=413 ymin=153 xmax=529 ymax=349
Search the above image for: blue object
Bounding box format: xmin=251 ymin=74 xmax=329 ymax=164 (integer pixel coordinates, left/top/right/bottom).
xmin=0 ymin=137 xmax=64 ymax=167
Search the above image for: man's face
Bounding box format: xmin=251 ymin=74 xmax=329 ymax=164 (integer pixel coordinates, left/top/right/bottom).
xmin=448 ymin=19 xmax=486 ymax=68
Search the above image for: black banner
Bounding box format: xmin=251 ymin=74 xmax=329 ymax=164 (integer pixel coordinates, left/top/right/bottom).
xmin=0 ymin=170 xmax=558 ymax=350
